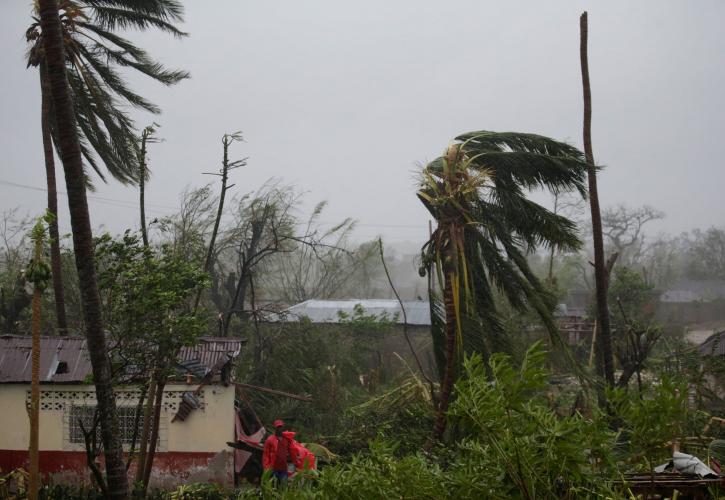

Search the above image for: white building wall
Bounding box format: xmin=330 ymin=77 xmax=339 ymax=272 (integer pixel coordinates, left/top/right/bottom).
xmin=0 ymin=383 xmax=235 ymax=453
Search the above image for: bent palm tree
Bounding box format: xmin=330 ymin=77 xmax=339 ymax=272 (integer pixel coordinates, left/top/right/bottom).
xmin=26 ymin=0 xmax=189 ymax=332
xmin=419 ymin=131 xmax=589 ymax=439
xmin=33 ymin=1 xmax=188 ymax=496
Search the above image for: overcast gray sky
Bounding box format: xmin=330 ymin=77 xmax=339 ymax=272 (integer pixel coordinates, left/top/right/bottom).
xmin=2 ymin=1 xmax=724 ymax=247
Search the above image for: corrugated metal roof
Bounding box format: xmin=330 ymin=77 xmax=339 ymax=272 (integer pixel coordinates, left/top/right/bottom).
xmin=178 ymin=337 xmax=243 ymax=377
xmin=0 ymin=335 xmax=242 ymax=384
xmin=279 ymin=299 xmax=431 ymax=326
xmin=699 ymin=330 xmax=725 ymax=357
xmin=0 ymin=336 xmax=91 ymax=384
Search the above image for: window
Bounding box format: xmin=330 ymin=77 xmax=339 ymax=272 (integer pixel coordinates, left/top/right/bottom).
xmin=68 ymin=405 xmax=142 ymax=445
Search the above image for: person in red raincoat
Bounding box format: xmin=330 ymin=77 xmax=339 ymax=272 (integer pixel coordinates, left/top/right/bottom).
xmin=262 ymin=419 xmax=293 ymax=487
xmin=284 ymin=431 xmax=317 ymax=473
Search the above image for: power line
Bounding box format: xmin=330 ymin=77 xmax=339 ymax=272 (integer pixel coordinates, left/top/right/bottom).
xmin=0 ymin=179 xmax=178 ymax=211
xmin=0 ymin=179 xmax=431 ymax=233
xmin=0 ymin=179 xmax=177 ymax=216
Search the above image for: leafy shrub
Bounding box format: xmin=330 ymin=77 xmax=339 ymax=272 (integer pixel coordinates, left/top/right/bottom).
xmin=609 ymin=376 xmax=700 ymax=469
xmin=38 ymin=484 xmax=105 ymax=499
xmin=164 ymin=483 xmax=228 ymax=499
xmin=332 ymin=375 xmax=434 ymax=456
xmin=447 ymin=342 xmax=617 ymax=499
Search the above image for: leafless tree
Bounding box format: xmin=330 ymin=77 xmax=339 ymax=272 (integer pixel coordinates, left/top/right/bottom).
xmin=601 ymin=204 xmax=664 ymax=268
xmin=261 ymin=202 xmax=383 ymax=304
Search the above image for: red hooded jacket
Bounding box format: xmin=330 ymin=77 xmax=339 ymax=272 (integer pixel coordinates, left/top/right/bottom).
xmin=262 ymin=431 xmax=317 ymax=472
xmin=262 ymin=433 xmax=290 ymax=471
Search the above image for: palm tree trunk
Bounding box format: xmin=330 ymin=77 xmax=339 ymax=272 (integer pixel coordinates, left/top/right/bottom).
xmin=28 ymin=238 xmax=42 ymax=500
xmin=40 ymin=65 xmax=67 ymax=335
xmin=139 ymin=133 xmax=148 ymax=248
xmin=580 ymin=11 xmax=615 ymax=387
xmin=433 ymin=272 xmax=457 ymax=440
xmin=37 ymin=1 xmax=129 ymax=497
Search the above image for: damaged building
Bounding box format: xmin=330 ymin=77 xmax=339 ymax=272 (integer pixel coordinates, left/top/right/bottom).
xmin=0 ymin=335 xmax=243 ymax=489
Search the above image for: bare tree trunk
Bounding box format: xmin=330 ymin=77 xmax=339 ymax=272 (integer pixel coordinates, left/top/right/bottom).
xmin=433 ymin=273 xmax=457 ymax=440
xmin=580 ymin=12 xmax=615 ymax=387
xmin=194 ymin=133 xmax=244 ymax=311
xmin=37 ymin=1 xmax=129 ymax=496
xmin=141 ymin=377 xmax=165 ymax=495
xmin=204 ymin=157 xmax=228 ymax=275
xmin=223 ymin=221 xmax=264 ymax=336
xmin=40 ymin=65 xmax=67 ymax=334
xmin=125 ymin=382 xmax=148 ymax=472
xmin=28 ymin=236 xmax=42 ymax=500
xmin=135 ymin=377 xmax=155 ymax=483
xmin=195 ymin=139 xmax=230 ymax=310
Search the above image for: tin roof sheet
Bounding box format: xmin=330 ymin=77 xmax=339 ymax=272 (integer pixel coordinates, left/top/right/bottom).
xmin=0 ymin=335 xmax=242 ymax=384
xmin=279 ymin=299 xmax=431 ymax=326
xmin=698 ymin=330 xmax=725 ymax=357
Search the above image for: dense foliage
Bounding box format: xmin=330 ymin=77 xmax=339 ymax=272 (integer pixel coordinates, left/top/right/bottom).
xmin=95 ymin=231 xmax=209 ymax=381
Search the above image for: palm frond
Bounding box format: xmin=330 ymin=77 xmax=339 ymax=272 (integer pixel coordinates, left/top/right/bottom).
xmin=420 ymin=130 xmax=589 ymax=380
xmin=80 ymin=0 xmax=185 ymax=21
xmin=67 ymin=69 xmax=139 ymax=184
xmin=82 ymin=2 xmax=187 ymax=37
xmin=74 ymin=42 xmax=160 ymax=112
xmin=26 ymin=0 xmax=187 ymax=185
xmin=76 ymin=22 xmax=189 ymax=85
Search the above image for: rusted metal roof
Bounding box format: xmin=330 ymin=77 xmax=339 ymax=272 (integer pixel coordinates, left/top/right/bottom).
xmin=0 ymin=335 xmax=242 ymax=384
xmin=0 ymin=336 xmax=91 ymax=384
xmin=178 ymin=337 xmax=243 ymax=378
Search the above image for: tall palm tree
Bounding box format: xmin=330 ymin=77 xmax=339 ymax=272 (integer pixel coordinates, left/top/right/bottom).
xmin=38 ymin=63 xmax=68 ymax=334
xmin=36 ymin=0 xmax=133 ymax=496
xmin=26 ymin=0 xmax=189 ymax=333
xmin=418 ymin=131 xmax=589 ymax=439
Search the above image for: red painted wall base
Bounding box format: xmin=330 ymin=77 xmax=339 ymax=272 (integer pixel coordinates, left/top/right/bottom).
xmin=0 ymin=449 xmax=233 ymax=489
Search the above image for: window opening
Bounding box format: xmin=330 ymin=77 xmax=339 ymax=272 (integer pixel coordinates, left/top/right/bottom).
xmin=68 ymin=405 xmax=143 ymax=445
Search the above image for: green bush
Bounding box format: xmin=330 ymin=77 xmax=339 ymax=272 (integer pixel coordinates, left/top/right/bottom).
xmin=447 ymin=343 xmax=617 ymax=499
xmin=164 ymin=483 xmax=228 ymax=500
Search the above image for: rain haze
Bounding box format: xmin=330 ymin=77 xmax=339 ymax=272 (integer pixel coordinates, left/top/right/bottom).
xmin=1 ymin=1 xmax=724 ymax=245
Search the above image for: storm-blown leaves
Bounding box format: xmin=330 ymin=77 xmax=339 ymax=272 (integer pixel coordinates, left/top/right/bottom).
xmin=420 ymin=131 xmax=590 ymax=371
xmin=26 ymin=0 xmax=189 ymax=184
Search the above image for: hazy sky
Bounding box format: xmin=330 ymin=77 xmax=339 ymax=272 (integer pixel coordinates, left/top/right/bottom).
xmin=1 ymin=1 xmax=724 ymax=247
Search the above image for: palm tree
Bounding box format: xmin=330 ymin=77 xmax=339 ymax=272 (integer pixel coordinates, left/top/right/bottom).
xmin=38 ymin=63 xmax=68 ymax=334
xmin=26 ymin=0 xmax=189 ymax=333
xmin=36 ymin=0 xmax=130 ymax=496
xmin=418 ymin=131 xmax=589 ymax=439
xmin=27 ymin=219 xmax=50 ymax=500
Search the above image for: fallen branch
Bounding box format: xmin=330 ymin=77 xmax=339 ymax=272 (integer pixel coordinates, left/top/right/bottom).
xmin=234 ymin=382 xmax=313 ymax=402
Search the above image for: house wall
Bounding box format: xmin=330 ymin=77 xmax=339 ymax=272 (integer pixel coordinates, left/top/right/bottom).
xmin=0 ymin=383 xmax=235 ymax=488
